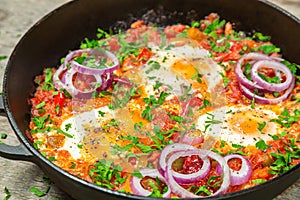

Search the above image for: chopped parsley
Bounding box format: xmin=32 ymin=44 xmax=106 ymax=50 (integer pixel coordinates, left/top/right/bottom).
xmin=143 ymin=91 xmax=169 ymax=107
xmin=89 ymin=159 xmax=126 ymax=189
xmin=188 ymin=185 xmax=211 ymax=196
xmin=219 ymin=72 xmax=230 ymax=87
xmin=270 ymin=108 xmax=300 ymax=128
xmin=0 ymin=55 xmax=7 ymax=60
xmin=168 ymin=114 xmax=189 ymax=124
xmin=42 ymin=69 xmax=55 ymax=91
xmin=269 ymin=150 xmax=299 ymax=175
xmin=131 ymin=170 xmax=143 ymax=178
xmin=199 ymin=98 xmax=213 ymax=109
xmin=203 ymin=113 xmax=222 ymax=133
xmin=203 ymin=18 xmax=226 ymax=39
xmin=191 ymin=68 xmax=203 ymax=84
xmin=110 ymin=85 xmax=138 ymax=109
xmin=180 ymin=84 xmax=193 ymax=101
xmin=231 ymin=143 xmax=243 ymax=149
xmin=252 ymin=32 xmax=271 ymax=42
xmin=244 ymin=63 xmax=252 ymax=80
xmin=257 ymin=44 xmax=280 ymax=54
xmin=258 ymin=73 xmax=281 ymax=84
xmin=281 ymin=60 xmax=300 ymax=81
xmin=148 ymin=178 xmax=169 ymax=197
xmin=153 ymin=81 xmax=163 ymax=90
xmin=98 ymin=110 xmax=106 ymax=117
xmin=32 ymin=115 xmax=50 ymax=129
xmin=145 ymin=60 xmax=161 ymax=74
xmin=64 ymin=123 xmax=72 ymax=131
xmin=29 ymin=186 xmax=50 ymax=197
xmin=255 ymin=139 xmax=268 ymax=151
xmin=252 ymin=179 xmax=266 ymax=184
xmin=3 ymin=187 xmax=11 ymax=200
xmin=257 ymin=121 xmax=267 ymax=132
xmin=1 ymin=133 xmax=7 ymax=139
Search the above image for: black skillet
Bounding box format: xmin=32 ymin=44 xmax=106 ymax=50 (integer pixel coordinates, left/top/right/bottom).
xmin=0 ymin=0 xmax=299 ymax=199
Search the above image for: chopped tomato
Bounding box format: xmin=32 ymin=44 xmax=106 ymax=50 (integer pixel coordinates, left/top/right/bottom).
xmin=227 ymin=158 xmax=242 ymax=171
xmin=164 ymin=24 xmax=186 ymax=38
xmin=53 ymin=92 xmax=66 ymax=108
xmin=130 ymin=20 xmax=145 ymax=29
xmin=137 ymin=47 xmax=152 ymax=64
xmin=182 ymin=155 xmax=203 ymax=174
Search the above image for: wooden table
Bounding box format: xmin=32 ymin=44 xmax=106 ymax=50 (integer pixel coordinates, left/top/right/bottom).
xmin=0 ymin=0 xmax=299 ymax=199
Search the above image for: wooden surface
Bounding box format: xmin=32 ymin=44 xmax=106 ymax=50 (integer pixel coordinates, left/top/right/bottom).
xmin=0 ymin=0 xmax=299 ymax=199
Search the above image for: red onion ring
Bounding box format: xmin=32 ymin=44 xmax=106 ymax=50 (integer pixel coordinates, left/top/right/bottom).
xmin=250 ymin=60 xmax=293 ymax=92
xmin=172 ymin=155 xmax=211 ymax=184
xmin=67 ymin=49 xmax=119 ymax=75
xmin=63 ymin=49 xmax=120 ymax=75
xmin=216 ymin=154 xmax=252 ymax=186
xmin=235 ymin=52 xmax=295 ymax=104
xmin=235 ymin=53 xmax=281 ymax=92
xmin=158 ymin=143 xmax=197 ymax=176
xmin=239 ymin=77 xmax=295 ymax=104
xmin=97 ymin=73 xmax=112 ymax=91
xmin=53 ymin=64 xmax=68 ymax=91
xmin=53 ymin=48 xmax=118 ymax=98
xmin=165 ymin=149 xmax=230 ymax=198
xmin=130 ymin=168 xmax=171 ymax=198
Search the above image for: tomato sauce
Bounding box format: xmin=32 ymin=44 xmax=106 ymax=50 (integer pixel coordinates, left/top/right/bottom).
xmin=28 ymin=12 xmax=300 ymax=198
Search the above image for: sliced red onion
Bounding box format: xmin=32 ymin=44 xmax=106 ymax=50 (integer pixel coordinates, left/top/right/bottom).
xmin=250 ymin=60 xmax=293 ymax=92
xmin=112 ymin=76 xmax=133 ymax=86
xmin=158 ymin=143 xmax=197 ymax=176
xmin=53 ymin=49 xmax=118 ymax=98
xmin=97 ymin=73 xmax=112 ymax=91
xmin=180 ymin=131 xmax=204 ymax=146
xmin=65 ymin=48 xmax=119 ymax=75
xmin=239 ymin=77 xmax=295 ymax=104
xmin=172 ymin=156 xmax=210 ymax=184
xmin=130 ymin=168 xmax=171 ymax=198
xmin=235 ymin=53 xmax=281 ymax=92
xmin=216 ymin=154 xmax=252 ymax=186
xmin=53 ymin=64 xmax=68 ymax=90
xmin=64 ymin=68 xmax=102 ymax=99
xmin=165 ymin=149 xmax=230 ymax=198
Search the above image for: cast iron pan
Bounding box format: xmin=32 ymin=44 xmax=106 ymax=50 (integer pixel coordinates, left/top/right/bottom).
xmin=0 ymin=0 xmax=299 ymax=199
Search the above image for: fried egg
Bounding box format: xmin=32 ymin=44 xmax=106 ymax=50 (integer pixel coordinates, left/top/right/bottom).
xmin=196 ymin=105 xmax=281 ymax=146
xmin=59 ymin=106 xmax=113 ymax=159
xmin=140 ymin=41 xmax=224 ymax=96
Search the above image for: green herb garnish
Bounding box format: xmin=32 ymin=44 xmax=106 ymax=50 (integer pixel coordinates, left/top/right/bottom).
xmin=29 ymin=186 xmax=50 ymax=197
xmin=0 ymin=56 xmax=7 ymax=60
xmin=270 ymin=108 xmax=300 ymax=128
xmin=257 ymin=121 xmax=267 ymax=131
xmin=4 ymin=187 xmax=11 ymax=200
xmin=257 ymin=44 xmax=280 ymax=54
xmin=42 ymin=69 xmax=55 ymax=91
xmin=252 ymin=32 xmax=271 ymax=42
xmin=255 ymin=139 xmax=268 ymax=151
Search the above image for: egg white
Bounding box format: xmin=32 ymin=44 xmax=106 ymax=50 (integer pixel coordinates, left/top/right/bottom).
xmin=59 ymin=106 xmax=114 ymax=159
xmin=140 ymin=43 xmax=224 ymax=96
xmin=196 ymin=105 xmax=280 ymax=146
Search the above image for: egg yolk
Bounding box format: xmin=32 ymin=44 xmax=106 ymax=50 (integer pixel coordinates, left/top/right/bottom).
xmin=228 ymin=109 xmax=275 ymax=136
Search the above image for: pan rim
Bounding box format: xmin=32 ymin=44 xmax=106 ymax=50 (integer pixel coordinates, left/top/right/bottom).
xmin=2 ymin=0 xmax=300 ymax=199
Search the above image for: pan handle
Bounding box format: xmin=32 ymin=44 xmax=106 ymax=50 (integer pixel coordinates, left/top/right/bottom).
xmin=0 ymin=143 xmax=34 ymax=161
xmin=0 ymin=94 xmax=35 ymax=161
